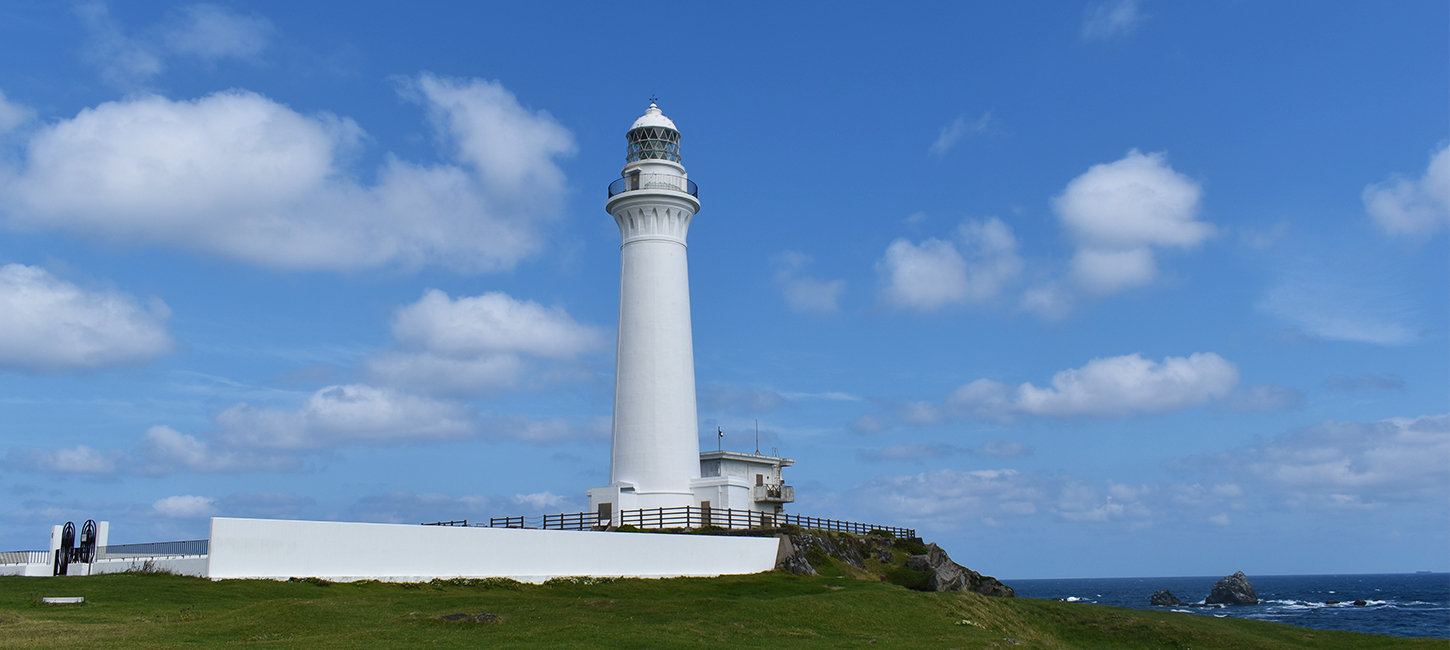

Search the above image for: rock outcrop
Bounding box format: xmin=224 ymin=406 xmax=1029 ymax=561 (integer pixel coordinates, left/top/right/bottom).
xmin=905 ymin=543 xmax=1016 ymax=597
xmin=1204 ymin=571 xmax=1258 ymax=605
xmin=1150 ymin=589 xmax=1183 ymax=606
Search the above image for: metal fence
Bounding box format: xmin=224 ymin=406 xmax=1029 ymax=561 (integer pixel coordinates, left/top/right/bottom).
xmin=97 ymin=540 xmax=209 ymax=558
xmin=485 ymin=506 xmax=914 ymax=539
xmin=0 ymin=550 xmax=50 ymax=565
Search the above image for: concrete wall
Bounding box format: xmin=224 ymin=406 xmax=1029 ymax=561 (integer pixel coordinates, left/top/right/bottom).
xmin=207 ymin=517 xmax=781 ymax=583
xmin=0 ymin=557 xmax=206 ymax=578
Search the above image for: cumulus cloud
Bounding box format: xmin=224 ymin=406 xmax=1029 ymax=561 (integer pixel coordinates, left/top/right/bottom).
xmin=0 ymin=76 xmax=574 ymax=271
xmin=948 ymin=352 xmax=1240 ymax=419
xmin=773 ymin=251 xmax=845 ymax=314
xmin=1178 ymin=414 xmax=1449 ymax=508
xmin=1363 ymin=144 xmax=1449 ymax=236
xmin=1082 ymin=0 xmax=1144 ymax=41
xmin=162 ymin=4 xmax=274 ymax=60
xmin=929 ymin=112 xmax=992 ymax=156
xmin=365 ymin=289 xmax=604 ymax=396
xmin=0 ymin=264 xmax=171 ymax=372
xmin=879 ymin=217 xmax=1023 ymax=312
xmin=152 ymin=494 xmax=216 ymax=518
xmin=853 ymin=469 xmax=1050 ymax=530
xmin=851 ymin=414 xmax=890 ymax=434
xmin=513 ymin=491 xmax=567 ymax=511
xmin=1026 ymin=151 xmax=1209 ymax=316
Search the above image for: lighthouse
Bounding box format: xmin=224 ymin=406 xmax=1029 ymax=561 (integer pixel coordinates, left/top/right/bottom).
xmin=588 ymin=102 xmax=703 ymax=515
xmin=587 ymin=102 xmax=795 ymax=525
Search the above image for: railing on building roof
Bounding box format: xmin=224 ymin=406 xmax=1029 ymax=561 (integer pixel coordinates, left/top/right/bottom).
xmin=97 ymin=540 xmax=208 ymax=558
xmin=0 ymin=550 xmax=50 ymax=565
xmin=480 ymin=506 xmax=914 ymax=539
xmin=608 ymin=174 xmax=699 ymax=199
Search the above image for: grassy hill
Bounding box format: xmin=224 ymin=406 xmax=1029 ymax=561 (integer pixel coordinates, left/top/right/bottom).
xmin=0 ymin=571 xmax=1442 ymax=649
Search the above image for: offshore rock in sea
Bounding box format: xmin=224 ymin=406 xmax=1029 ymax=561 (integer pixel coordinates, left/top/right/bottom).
xmin=1150 ymin=589 xmax=1183 ymax=606
xmin=905 ymin=543 xmax=1016 ymax=597
xmin=1204 ymin=571 xmax=1259 ymax=605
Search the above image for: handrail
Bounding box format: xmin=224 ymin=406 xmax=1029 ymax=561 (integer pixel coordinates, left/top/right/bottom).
xmin=97 ymin=540 xmax=209 ymax=558
xmin=477 ymin=506 xmax=915 ymax=539
xmin=608 ymin=174 xmax=699 ymax=198
xmin=0 ymin=550 xmax=50 ymax=565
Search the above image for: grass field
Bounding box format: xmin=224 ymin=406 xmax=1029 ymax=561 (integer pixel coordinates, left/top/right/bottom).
xmin=0 ymin=572 xmax=1443 ymax=649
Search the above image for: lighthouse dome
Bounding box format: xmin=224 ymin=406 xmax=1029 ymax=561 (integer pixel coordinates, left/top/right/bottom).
xmin=630 ymin=102 xmax=677 ymax=131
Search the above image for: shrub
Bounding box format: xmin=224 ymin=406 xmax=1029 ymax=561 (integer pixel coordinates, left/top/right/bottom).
xmin=615 ymin=525 xmax=640 ymax=532
xmin=884 ymin=567 xmax=931 ymax=591
xmin=892 ymin=538 xmax=929 ymax=556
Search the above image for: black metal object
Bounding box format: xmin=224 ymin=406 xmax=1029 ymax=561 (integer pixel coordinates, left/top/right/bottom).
xmin=77 ymin=520 xmax=97 ymax=563
xmin=53 ymin=521 xmax=75 ymax=576
xmin=421 ymin=520 xmax=468 ymax=527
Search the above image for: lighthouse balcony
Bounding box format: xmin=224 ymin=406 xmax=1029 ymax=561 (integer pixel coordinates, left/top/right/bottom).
xmin=608 ymin=173 xmax=699 ymax=198
xmin=752 ymin=484 xmax=794 ymax=503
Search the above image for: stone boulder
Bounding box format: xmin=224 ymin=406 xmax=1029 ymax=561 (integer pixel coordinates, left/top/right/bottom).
xmin=905 ymin=543 xmax=1016 ymax=597
xmin=1150 ymin=589 xmax=1183 ymax=606
xmin=1204 ymin=571 xmax=1258 ymax=605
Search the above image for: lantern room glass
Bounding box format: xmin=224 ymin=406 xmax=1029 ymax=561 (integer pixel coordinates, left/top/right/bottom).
xmin=625 ymin=126 xmax=682 ymax=163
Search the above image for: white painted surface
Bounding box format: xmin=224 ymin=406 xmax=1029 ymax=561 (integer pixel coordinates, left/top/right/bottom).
xmin=41 ymin=597 xmax=83 ymax=604
xmin=206 ymin=517 xmax=780 ymax=582
xmin=595 ymin=102 xmax=705 ymax=513
xmin=0 ymin=556 xmax=206 ymax=578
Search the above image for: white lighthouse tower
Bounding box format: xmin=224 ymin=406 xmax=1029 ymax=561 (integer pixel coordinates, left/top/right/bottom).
xmin=588 ymin=102 xmax=703 ymax=516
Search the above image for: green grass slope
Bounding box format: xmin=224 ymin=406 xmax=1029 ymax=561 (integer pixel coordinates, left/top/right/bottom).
xmin=0 ymin=572 xmax=1442 ymax=649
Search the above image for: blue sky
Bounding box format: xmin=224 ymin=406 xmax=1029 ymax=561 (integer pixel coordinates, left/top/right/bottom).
xmin=0 ymin=1 xmax=1445 ymax=579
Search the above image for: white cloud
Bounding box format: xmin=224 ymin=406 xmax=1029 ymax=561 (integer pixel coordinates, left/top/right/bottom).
xmin=1026 ymin=150 xmax=1209 ymax=315
xmin=701 ymin=385 xmax=787 ymax=413
xmin=897 ymin=401 xmax=944 ymax=425
xmin=773 ymin=251 xmax=845 ymax=314
xmin=852 ymin=469 xmax=1049 ymax=530
xmin=949 ymin=352 xmax=1239 ymax=419
xmin=1082 ymin=0 xmax=1144 ymax=41
xmin=1363 ymin=144 xmax=1449 ymax=236
xmin=1223 ymin=384 xmax=1303 ymax=412
xmin=0 ymin=76 xmax=574 ymax=272
xmin=1258 ymin=266 xmax=1420 ymax=346
xmin=345 ymin=491 xmax=492 ymax=524
xmin=859 ymin=443 xmax=958 ymax=461
xmin=1208 ymin=513 xmax=1231 ymax=526
xmin=163 ymin=4 xmax=274 ymax=60
xmin=0 ymin=264 xmax=171 ymax=372
xmin=365 ymin=289 xmax=603 ymax=396
xmin=1181 ymin=414 xmax=1449 ymax=508
xmin=972 ymin=440 xmax=1034 ymax=458
xmin=512 ymin=491 xmax=566 ymax=511
xmin=0 ymin=90 xmax=33 ymax=135
xmin=214 ymin=384 xmax=476 ymax=450
xmin=75 ymin=2 xmax=164 ymax=85
xmin=851 ymin=414 xmax=890 ymax=434
xmin=153 ymin=494 xmax=216 ymax=518
xmin=929 ymin=112 xmax=992 ymax=156
xmin=135 ymin=425 xmax=294 ymax=474
xmin=6 ymin=444 xmax=123 ymax=474
xmin=879 ymin=217 xmax=1022 ymax=312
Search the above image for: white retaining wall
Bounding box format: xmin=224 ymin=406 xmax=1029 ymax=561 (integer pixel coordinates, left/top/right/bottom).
xmin=207 ymin=517 xmax=783 ymax=583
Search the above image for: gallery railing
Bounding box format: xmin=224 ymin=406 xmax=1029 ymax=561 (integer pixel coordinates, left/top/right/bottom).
xmin=483 ymin=506 xmax=914 ymax=539
xmin=608 ymin=174 xmax=699 ymax=198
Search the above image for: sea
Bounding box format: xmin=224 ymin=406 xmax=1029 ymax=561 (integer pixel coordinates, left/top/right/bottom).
xmin=1006 ymin=573 xmax=1449 ymax=639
